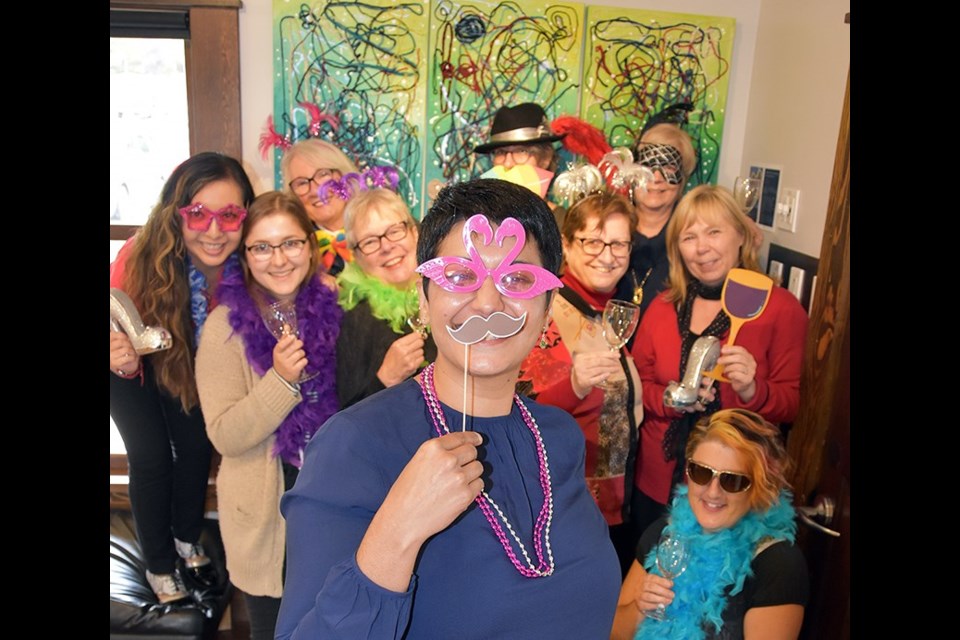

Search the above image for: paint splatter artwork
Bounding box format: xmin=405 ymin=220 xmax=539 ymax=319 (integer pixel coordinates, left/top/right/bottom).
xmin=270 ymin=1 xmax=735 ymax=215
xmin=581 ymin=7 xmax=735 ymax=188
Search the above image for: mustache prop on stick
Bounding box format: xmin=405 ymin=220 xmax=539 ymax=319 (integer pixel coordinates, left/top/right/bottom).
xmin=447 ymin=311 xmax=528 ymax=345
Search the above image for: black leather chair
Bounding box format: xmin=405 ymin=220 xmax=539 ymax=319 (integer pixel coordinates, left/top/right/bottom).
xmin=110 ymin=512 xmax=232 ymax=640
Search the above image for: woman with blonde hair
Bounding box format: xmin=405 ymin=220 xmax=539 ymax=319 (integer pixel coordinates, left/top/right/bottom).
xmin=614 ymin=106 xmax=698 ymax=316
xmin=109 ymin=152 xmax=255 ymax=603
xmin=281 ymin=138 xmax=360 ymax=275
xmin=611 ymin=409 xmax=808 ymax=639
xmin=628 ymin=184 xmax=807 ymax=548
xmin=336 ymin=187 xmax=436 ymax=408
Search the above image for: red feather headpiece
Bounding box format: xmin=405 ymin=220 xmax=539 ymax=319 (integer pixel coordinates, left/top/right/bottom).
xmin=551 ymin=116 xmax=612 ymax=166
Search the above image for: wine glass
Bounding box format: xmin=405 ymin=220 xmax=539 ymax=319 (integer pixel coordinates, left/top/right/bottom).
xmin=261 ymin=300 xmax=299 ymax=340
xmin=407 ymin=315 xmax=430 ymax=339
xmin=646 ymin=531 xmax=689 ymax=621
xmin=261 ymin=301 xmax=318 ymax=389
xmin=733 ymin=176 xmax=761 ymax=216
xmin=407 ymin=315 xmax=431 ymax=368
xmin=598 ymin=300 xmax=640 ymax=387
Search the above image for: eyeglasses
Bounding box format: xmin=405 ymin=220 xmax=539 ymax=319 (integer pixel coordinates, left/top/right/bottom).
xmin=686 ymin=460 xmax=752 ymax=493
xmin=353 ymin=222 xmax=410 ymax=255
xmin=491 ymin=146 xmax=533 ymax=164
xmin=245 ymin=238 xmax=309 ymax=262
xmin=178 ymin=203 xmax=247 ymax=232
xmin=574 ymin=237 xmax=632 ymax=258
xmin=289 ymin=168 xmax=336 ymax=196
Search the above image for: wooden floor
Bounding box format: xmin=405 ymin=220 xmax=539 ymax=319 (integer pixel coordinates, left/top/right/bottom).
xmin=215 ymin=588 xmax=251 ymax=640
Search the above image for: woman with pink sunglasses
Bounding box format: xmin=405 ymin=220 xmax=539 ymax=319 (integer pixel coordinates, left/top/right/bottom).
xmin=110 ymin=152 xmax=255 ymax=604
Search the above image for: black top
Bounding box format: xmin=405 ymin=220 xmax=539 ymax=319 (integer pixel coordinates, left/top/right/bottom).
xmin=335 ymin=300 xmax=437 ymax=409
xmin=637 ymin=517 xmax=809 ymax=640
xmin=615 ymin=225 xmax=670 ymax=319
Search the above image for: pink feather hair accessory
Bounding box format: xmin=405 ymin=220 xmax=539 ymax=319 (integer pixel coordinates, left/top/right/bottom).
xmin=258 ymin=102 xmax=341 ymax=158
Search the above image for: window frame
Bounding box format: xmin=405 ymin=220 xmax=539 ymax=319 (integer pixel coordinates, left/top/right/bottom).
xmin=110 ymin=0 xmax=242 ymax=242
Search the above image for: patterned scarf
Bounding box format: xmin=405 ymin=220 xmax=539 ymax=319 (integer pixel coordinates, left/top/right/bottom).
xmin=186 ymin=253 xmax=240 ymax=347
xmin=336 ymin=261 xmax=419 ymax=334
xmin=662 ymin=280 xmax=730 ymax=488
xmin=217 ymin=267 xmax=342 ymax=467
xmin=636 ymin=485 xmax=797 ymax=640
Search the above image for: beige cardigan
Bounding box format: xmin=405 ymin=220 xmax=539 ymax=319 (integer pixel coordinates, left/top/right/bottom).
xmin=195 ymin=305 xmax=302 ymax=597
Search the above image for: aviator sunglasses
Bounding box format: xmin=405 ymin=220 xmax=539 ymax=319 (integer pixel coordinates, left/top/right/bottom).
xmin=178 ymin=203 xmax=248 ymax=232
xmin=686 ymin=460 xmax=752 ymax=493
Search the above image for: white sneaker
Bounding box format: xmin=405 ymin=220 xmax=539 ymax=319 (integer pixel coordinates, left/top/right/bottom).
xmin=174 ymin=538 xmax=211 ymax=569
xmin=146 ymin=570 xmax=189 ymax=604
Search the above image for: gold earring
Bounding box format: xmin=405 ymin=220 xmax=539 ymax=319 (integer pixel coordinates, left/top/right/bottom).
xmin=538 ymin=325 xmax=551 ymax=349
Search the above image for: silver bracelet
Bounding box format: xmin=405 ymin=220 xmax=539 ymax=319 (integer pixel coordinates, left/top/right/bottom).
xmin=271 ymin=368 xmax=301 ymax=396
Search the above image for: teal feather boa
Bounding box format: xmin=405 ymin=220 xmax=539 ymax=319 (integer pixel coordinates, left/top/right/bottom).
xmin=635 ymin=485 xmax=797 ymax=640
xmin=336 ymin=261 xmax=419 ymax=334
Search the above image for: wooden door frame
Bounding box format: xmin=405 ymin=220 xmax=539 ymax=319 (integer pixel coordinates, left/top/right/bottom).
xmin=787 ymin=73 xmax=850 ymax=501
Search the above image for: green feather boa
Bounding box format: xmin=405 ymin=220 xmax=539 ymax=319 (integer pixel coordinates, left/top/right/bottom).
xmin=635 ymin=485 xmax=797 ymax=640
xmin=336 ymin=261 xmax=419 ymax=334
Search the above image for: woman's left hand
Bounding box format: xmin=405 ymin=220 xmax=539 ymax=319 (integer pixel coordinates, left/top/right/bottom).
xmin=717 ymin=345 xmax=757 ymax=402
xmin=676 ymin=375 xmax=717 ymax=413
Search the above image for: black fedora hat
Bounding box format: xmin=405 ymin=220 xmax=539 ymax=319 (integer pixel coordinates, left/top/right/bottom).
xmin=474 ymin=103 xmax=566 ymax=154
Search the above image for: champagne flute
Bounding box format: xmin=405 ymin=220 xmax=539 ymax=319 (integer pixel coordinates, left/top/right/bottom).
xmin=261 ymin=300 xmax=299 ymax=341
xmin=261 ymin=301 xmax=318 ymax=390
xmin=407 ymin=315 xmax=431 ymax=368
xmin=733 ymin=176 xmax=761 ymax=216
xmin=646 ymin=531 xmax=688 ymax=622
xmin=598 ymin=300 xmax=640 ymax=388
xmin=407 ymin=315 xmax=430 ymax=339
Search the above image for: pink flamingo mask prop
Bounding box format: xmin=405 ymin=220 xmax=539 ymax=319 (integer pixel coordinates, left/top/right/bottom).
xmin=416 ymin=214 xmax=563 ymax=299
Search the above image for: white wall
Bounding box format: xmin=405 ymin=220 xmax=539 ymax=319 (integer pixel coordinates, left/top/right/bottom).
xmin=741 ymin=0 xmax=849 ymax=260
xmin=238 ymin=0 xmax=848 ymax=261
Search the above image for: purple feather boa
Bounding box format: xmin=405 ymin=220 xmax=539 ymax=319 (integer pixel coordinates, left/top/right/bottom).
xmin=217 ymin=267 xmax=342 ymax=467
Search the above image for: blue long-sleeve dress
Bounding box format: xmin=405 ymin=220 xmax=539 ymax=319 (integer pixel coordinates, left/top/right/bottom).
xmin=275 ymin=379 xmax=621 ymax=639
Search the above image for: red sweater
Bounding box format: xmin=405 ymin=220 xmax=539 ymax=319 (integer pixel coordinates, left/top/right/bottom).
xmin=629 ymin=287 xmax=808 ymax=504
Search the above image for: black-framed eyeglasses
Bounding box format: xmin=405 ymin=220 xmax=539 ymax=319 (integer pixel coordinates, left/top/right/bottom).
xmin=491 ymin=146 xmax=533 ymax=164
xmin=353 ymin=221 xmax=410 ymax=255
xmin=574 ymin=237 xmax=632 ymax=258
xmin=686 ymin=460 xmax=752 ymax=493
xmin=289 ymin=168 xmax=336 ymax=196
xmin=245 ymin=238 xmax=309 ymax=262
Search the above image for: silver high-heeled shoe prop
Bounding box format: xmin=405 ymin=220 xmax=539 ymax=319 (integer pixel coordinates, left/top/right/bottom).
xmin=663 ymin=335 xmax=720 ymax=408
xmin=110 ymin=288 xmax=173 ymax=355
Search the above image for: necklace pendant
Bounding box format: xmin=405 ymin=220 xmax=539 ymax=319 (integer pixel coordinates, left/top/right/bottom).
xmin=632 ymin=287 xmax=643 ymax=306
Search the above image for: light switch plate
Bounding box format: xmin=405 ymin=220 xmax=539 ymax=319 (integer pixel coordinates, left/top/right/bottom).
xmin=787 ymin=267 xmax=805 ymax=301
xmin=776 ymin=188 xmax=800 ymax=232
xmin=768 ymin=259 xmax=784 ymax=283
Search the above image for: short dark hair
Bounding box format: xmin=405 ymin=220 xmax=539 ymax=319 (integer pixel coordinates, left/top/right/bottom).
xmin=417 ymin=179 xmax=563 ymax=293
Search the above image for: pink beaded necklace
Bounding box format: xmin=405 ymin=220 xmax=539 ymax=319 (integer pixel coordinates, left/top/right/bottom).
xmin=418 ymin=363 xmax=555 ymax=578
